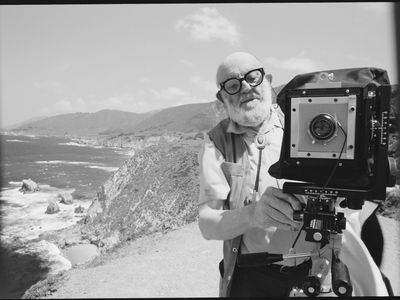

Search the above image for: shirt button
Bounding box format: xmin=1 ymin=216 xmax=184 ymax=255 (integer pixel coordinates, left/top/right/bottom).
xmin=232 ymin=248 xmax=237 ymax=253
xmin=227 ymin=275 xmax=231 ymax=281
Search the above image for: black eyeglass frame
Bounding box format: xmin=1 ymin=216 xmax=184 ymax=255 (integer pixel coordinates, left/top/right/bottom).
xmin=219 ymin=67 xmax=265 ymax=95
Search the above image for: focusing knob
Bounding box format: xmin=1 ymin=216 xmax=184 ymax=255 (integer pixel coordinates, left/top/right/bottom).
xmin=302 ymin=276 xmax=321 ymax=297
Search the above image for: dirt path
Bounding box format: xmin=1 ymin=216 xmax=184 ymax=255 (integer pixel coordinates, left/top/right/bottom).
xmin=47 ymin=222 xmax=222 ymax=298
xmin=47 ymin=217 xmax=399 ymax=298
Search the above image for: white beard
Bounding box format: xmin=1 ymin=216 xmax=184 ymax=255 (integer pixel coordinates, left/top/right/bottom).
xmin=226 ymin=86 xmax=272 ymax=127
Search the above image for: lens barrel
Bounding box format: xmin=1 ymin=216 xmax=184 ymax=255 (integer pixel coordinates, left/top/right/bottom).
xmin=309 ymin=113 xmax=337 ymax=141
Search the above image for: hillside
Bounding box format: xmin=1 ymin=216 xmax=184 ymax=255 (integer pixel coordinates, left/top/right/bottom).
xmin=40 ymin=139 xmax=203 ymax=252
xmin=13 ymin=110 xmax=150 ymax=137
xmin=127 ymin=102 xmax=220 ymax=134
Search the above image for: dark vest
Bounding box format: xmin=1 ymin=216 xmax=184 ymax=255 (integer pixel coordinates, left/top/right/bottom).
xmin=207 ymin=104 xmax=284 ymax=297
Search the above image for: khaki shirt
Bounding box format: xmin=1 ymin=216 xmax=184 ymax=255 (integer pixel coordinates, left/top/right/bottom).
xmin=199 ymin=108 xmax=317 ymax=265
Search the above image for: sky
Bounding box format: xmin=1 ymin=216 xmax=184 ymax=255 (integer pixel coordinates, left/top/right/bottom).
xmin=0 ymin=3 xmax=397 ymax=128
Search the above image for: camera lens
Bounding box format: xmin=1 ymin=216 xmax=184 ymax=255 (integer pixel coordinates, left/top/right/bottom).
xmin=309 ymin=114 xmax=336 ymax=141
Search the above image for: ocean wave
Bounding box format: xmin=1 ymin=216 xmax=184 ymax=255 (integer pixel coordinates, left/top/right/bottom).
xmin=15 ymin=240 xmax=72 ymax=275
xmin=58 ymin=142 xmax=90 ymax=147
xmin=6 ymin=139 xmax=30 ymax=143
xmin=87 ymin=166 xmax=119 ymax=172
xmin=35 ymin=160 xmax=92 ymax=165
xmin=115 ymin=149 xmax=135 ymax=156
xmin=59 ymin=141 xmax=105 ymax=149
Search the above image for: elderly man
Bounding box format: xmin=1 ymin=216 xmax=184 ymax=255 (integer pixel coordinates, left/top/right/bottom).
xmin=198 ymin=51 xmax=390 ymax=297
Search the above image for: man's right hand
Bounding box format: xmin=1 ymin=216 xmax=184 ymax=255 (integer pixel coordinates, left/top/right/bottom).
xmin=251 ymin=186 xmax=303 ymax=231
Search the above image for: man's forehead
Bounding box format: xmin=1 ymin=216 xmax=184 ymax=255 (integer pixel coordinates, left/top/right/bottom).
xmin=216 ymin=52 xmax=263 ymax=84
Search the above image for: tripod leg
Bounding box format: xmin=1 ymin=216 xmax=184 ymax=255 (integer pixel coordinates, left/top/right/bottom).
xmin=331 ymin=250 xmax=353 ymax=297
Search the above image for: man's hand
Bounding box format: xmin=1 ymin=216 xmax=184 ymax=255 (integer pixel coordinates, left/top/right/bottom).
xmin=251 ymin=187 xmax=303 ymax=231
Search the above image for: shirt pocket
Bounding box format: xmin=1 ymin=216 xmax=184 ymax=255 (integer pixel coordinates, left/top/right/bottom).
xmin=221 ymin=162 xmax=245 ymax=209
xmin=221 ymin=162 xmax=244 ymax=179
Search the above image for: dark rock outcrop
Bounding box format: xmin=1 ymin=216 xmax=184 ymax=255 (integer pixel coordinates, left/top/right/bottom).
xmin=74 ymin=205 xmax=85 ymax=214
xmin=45 ymin=200 xmax=60 ymax=214
xmin=57 ymin=193 xmax=73 ymax=205
xmin=19 ymin=179 xmax=39 ymax=194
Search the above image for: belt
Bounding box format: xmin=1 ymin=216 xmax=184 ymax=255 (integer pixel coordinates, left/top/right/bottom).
xmin=237 ymin=253 xmax=311 ymax=276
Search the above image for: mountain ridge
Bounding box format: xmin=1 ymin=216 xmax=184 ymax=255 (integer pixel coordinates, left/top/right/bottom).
xmin=9 ymin=102 xmax=220 ymax=137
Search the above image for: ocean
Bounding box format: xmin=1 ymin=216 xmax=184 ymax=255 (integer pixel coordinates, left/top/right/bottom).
xmin=0 ymin=134 xmax=133 ymax=297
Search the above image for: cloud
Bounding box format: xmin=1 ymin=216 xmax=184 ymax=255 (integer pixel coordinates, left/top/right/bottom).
xmin=175 ymin=7 xmax=241 ymax=46
xmin=191 ymin=76 xmax=217 ymax=93
xmin=357 ymin=3 xmax=393 ymax=16
xmin=262 ymin=52 xmax=320 ymax=73
xmin=33 ymin=80 xmax=65 ymax=95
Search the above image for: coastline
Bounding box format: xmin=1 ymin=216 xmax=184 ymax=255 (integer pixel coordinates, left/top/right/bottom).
xmin=0 ymin=133 xmax=133 ymax=299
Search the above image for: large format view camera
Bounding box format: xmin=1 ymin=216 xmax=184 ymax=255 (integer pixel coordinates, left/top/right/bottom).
xmin=253 ymin=68 xmax=397 ymax=296
xmin=269 ymin=67 xmax=396 ymax=208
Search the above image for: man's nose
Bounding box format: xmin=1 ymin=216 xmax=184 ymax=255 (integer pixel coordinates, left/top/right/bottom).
xmin=240 ymin=80 xmax=252 ymax=93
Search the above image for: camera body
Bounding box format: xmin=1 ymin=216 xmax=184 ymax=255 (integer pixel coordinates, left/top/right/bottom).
xmin=265 ymin=68 xmax=396 ymax=296
xmin=269 ymin=68 xmax=395 ymax=206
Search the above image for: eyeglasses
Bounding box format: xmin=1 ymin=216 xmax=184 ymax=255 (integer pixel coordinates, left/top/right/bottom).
xmin=219 ymin=68 xmax=265 ymax=95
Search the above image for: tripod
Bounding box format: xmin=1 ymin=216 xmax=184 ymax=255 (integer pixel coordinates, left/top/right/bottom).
xmin=237 ymin=192 xmax=353 ymax=297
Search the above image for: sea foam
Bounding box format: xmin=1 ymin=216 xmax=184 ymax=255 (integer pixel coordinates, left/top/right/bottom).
xmin=6 ymin=139 xmax=30 ymax=143
xmin=17 ymin=240 xmax=72 ymax=275
xmin=58 ymin=141 xmax=105 ymax=149
xmin=0 ymin=183 xmax=93 ymax=279
xmin=87 ymin=165 xmax=119 ymax=172
xmin=1 ymin=185 xmax=91 ymax=241
xmin=35 ymin=160 xmax=91 ymax=165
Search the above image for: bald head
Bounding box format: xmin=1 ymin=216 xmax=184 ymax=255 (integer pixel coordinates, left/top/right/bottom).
xmin=214 ymin=51 xmax=273 ymax=128
xmin=216 ymin=52 xmax=263 ymax=87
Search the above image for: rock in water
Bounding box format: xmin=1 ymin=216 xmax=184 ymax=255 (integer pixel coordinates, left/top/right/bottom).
xmin=46 ymin=200 xmax=60 ymax=214
xmin=57 ymin=192 xmax=73 ymax=205
xmin=74 ymin=205 xmax=85 ymax=214
xmin=19 ymin=179 xmax=39 ymax=194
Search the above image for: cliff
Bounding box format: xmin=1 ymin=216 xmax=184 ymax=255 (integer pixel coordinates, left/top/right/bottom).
xmin=64 ymin=139 xmax=203 ymax=252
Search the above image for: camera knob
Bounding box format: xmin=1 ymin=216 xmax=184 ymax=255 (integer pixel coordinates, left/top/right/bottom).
xmin=313 ymin=232 xmax=323 ymax=241
xmin=302 ymin=276 xmax=321 ymax=297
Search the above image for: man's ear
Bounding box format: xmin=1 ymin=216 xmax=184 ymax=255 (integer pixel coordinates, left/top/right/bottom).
xmin=216 ymin=91 xmax=223 ymax=102
xmin=266 ymin=73 xmax=272 ymax=83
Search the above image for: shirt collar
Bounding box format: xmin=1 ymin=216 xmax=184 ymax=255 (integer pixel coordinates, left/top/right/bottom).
xmin=226 ymin=106 xmax=283 ymax=137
